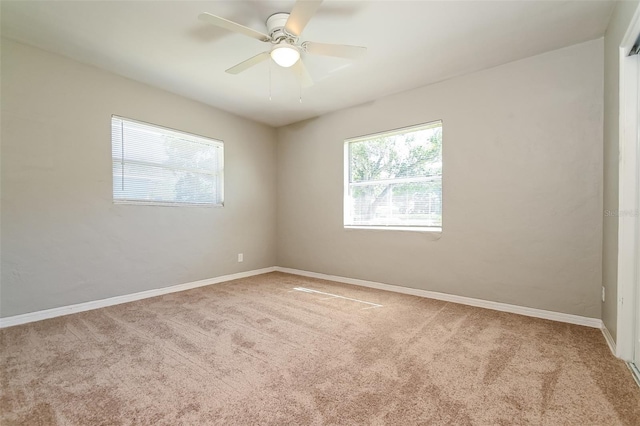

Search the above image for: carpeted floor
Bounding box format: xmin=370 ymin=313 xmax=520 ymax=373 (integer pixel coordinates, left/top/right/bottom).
xmin=1 ymin=272 xmax=639 ymax=425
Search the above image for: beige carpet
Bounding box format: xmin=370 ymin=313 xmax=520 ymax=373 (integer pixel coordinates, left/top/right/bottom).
xmin=1 ymin=272 xmax=639 ymax=425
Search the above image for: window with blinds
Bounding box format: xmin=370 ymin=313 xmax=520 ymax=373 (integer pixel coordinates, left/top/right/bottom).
xmin=111 ymin=116 xmax=224 ymax=206
xmin=344 ymin=121 xmax=442 ymax=230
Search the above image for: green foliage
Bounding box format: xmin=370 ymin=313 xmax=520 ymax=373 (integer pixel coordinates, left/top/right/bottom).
xmin=349 ymin=127 xmax=442 ymax=182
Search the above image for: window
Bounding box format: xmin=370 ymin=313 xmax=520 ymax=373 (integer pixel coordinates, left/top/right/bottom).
xmin=111 ymin=116 xmax=223 ymax=206
xmin=344 ymin=121 xmax=442 ymax=231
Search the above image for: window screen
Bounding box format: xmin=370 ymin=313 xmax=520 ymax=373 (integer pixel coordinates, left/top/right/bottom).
xmin=344 ymin=121 xmax=442 ymax=230
xmin=111 ymin=116 xmax=223 ymax=206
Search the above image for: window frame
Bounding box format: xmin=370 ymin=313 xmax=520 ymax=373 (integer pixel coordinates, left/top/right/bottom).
xmin=111 ymin=115 xmax=224 ymax=208
xmin=343 ymin=120 xmax=443 ymax=233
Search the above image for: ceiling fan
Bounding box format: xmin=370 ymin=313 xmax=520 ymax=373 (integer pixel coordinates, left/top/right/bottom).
xmin=198 ymin=0 xmax=366 ymax=87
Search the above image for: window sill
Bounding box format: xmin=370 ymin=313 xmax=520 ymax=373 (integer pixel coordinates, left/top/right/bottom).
xmin=344 ymin=225 xmax=442 ymax=234
xmin=113 ymin=200 xmax=224 ymax=208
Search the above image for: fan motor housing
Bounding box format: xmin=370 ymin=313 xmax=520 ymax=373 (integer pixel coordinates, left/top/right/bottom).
xmin=267 ymin=12 xmax=295 ymax=42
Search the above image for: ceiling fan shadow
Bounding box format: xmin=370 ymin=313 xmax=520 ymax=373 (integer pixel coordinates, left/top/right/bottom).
xmin=187 ymin=11 xmax=265 ymax=44
xmin=314 ymin=3 xmax=363 ymax=19
xmin=187 ymin=24 xmax=229 ymax=43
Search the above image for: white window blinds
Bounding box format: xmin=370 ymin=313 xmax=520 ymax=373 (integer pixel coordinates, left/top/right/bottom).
xmin=111 ymin=116 xmax=224 ymax=206
xmin=344 ymin=121 xmax=442 ymax=229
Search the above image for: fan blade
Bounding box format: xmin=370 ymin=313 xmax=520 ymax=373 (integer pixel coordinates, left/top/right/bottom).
xmin=199 ymin=12 xmax=270 ymax=42
xmin=226 ymin=52 xmax=270 ymax=74
xmin=291 ymin=59 xmax=314 ymax=88
xmin=285 ymin=0 xmax=323 ymax=37
xmin=304 ymin=42 xmax=366 ymax=59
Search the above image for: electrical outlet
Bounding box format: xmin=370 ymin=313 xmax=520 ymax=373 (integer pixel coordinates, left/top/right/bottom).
xmin=602 ymin=286 xmax=605 ymax=302
xmin=238 ymin=253 xmax=243 ymax=263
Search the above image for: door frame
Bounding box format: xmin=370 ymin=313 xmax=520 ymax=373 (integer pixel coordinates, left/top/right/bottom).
xmin=616 ymin=6 xmax=640 ymax=361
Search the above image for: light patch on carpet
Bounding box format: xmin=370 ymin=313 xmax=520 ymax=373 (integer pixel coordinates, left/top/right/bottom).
xmin=292 ymin=287 xmax=383 ymax=309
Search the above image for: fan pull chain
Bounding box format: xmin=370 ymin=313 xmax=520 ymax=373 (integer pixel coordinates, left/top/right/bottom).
xmin=299 ymin=75 xmax=302 ymax=103
xmin=269 ymin=60 xmax=272 ymax=101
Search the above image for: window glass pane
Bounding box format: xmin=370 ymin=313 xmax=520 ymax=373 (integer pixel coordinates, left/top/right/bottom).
xmin=350 ymin=125 xmax=442 ymax=183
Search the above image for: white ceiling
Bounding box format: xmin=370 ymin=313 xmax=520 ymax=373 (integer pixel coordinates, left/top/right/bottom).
xmin=1 ymin=1 xmax=615 ymax=127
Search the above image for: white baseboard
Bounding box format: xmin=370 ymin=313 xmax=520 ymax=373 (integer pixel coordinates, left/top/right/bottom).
xmin=601 ymin=324 xmax=617 ymax=356
xmin=0 ymin=266 xmax=604 ymax=332
xmin=275 ymin=267 xmax=603 ymax=329
xmin=0 ymin=267 xmax=276 ymax=329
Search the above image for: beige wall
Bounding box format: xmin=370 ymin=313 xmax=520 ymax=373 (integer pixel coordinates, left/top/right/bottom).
xmin=277 ymin=39 xmax=604 ymax=318
xmin=602 ymin=0 xmax=640 ymax=342
xmin=0 ymin=39 xmax=277 ymax=317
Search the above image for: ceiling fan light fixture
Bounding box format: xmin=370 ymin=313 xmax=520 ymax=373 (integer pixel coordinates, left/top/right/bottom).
xmin=270 ymin=44 xmax=300 ymax=68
